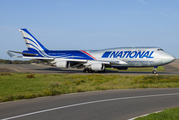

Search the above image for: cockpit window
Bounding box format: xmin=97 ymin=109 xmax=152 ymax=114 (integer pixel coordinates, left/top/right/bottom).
xmin=157 ymin=49 xmax=164 ymax=51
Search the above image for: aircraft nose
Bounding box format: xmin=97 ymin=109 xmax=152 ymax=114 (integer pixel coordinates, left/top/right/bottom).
xmin=162 ymin=55 xmax=175 ymax=64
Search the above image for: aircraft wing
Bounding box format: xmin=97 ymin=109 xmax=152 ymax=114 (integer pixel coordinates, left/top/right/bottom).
xmin=7 ymin=50 xmax=127 ymax=66
xmin=51 ymin=58 xmax=87 ymax=63
xmin=51 ymin=58 xmax=127 ymax=65
xmin=109 ymin=60 xmax=128 ymax=65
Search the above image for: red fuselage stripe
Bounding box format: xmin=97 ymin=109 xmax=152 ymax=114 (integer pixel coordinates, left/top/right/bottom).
xmin=80 ymin=50 xmax=97 ymax=60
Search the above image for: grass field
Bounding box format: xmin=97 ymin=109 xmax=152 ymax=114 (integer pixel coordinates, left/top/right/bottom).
xmin=107 ymin=66 xmax=165 ymax=72
xmin=0 ymin=70 xmax=179 ymax=102
xmin=135 ymin=107 xmax=179 ymax=120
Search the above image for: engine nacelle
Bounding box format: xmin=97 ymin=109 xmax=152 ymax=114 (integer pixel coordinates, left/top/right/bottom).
xmin=55 ymin=61 xmax=69 ymax=68
xmin=90 ymin=63 xmax=105 ymax=71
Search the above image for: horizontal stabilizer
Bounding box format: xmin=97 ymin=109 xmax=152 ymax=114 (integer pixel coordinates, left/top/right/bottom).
xmin=8 ymin=50 xmax=38 ymax=56
xmin=6 ymin=51 xmax=22 ymax=58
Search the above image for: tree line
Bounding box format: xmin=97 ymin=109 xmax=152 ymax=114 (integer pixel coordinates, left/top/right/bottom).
xmin=0 ymin=59 xmax=43 ymax=64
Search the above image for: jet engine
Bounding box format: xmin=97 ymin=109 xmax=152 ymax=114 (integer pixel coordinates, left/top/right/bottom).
xmin=90 ymin=63 xmax=105 ymax=71
xmin=55 ymin=61 xmax=69 ymax=68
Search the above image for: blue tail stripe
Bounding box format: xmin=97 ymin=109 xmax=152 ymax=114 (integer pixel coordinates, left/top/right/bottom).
xmin=24 ymin=37 xmax=39 ymax=48
xmin=29 ymin=48 xmax=47 ymax=57
xmin=26 ymin=43 xmax=48 ymax=57
xmin=21 ymin=29 xmax=48 ymax=51
xmin=26 ymin=43 xmax=40 ymax=51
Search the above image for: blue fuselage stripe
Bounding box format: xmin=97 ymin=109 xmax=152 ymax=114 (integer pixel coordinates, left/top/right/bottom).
xmin=22 ymin=50 xmax=95 ymax=60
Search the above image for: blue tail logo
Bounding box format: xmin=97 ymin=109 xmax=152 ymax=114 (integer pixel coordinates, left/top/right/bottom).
xmin=20 ymin=28 xmax=51 ymax=57
xmin=20 ymin=28 xmax=48 ymax=51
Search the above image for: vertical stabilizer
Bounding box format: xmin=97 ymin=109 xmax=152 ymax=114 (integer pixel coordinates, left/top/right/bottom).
xmin=19 ymin=28 xmax=48 ymax=51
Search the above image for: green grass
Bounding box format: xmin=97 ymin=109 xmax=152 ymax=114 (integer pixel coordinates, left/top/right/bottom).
xmin=0 ymin=72 xmax=179 ymax=102
xmin=135 ymin=107 xmax=179 ymax=120
xmin=107 ymin=66 xmax=165 ymax=72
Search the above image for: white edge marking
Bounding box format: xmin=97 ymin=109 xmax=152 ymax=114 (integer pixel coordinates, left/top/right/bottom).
xmin=2 ymin=93 xmax=179 ymax=120
xmin=128 ymin=110 xmax=162 ymax=120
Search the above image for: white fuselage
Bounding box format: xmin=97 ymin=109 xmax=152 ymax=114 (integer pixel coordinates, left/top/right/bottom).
xmin=87 ymin=47 xmax=175 ymax=67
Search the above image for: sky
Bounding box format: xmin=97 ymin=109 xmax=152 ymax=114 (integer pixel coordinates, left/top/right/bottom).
xmin=0 ymin=0 xmax=179 ymax=60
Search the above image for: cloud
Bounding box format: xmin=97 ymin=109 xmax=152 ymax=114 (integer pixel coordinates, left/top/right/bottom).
xmin=139 ymin=0 xmax=147 ymax=4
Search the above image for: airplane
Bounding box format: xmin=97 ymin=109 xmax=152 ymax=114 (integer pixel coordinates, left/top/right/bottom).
xmin=7 ymin=28 xmax=175 ymax=74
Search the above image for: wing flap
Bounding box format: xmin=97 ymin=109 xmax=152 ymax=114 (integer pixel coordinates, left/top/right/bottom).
xmin=51 ymin=58 xmax=87 ymax=64
xmin=23 ymin=56 xmax=54 ymax=60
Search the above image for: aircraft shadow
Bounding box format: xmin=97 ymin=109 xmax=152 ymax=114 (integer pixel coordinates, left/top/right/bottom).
xmin=31 ymin=67 xmax=176 ymax=75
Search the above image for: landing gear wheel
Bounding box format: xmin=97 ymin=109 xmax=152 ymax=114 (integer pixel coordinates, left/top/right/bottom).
xmin=83 ymin=68 xmax=92 ymax=73
xmin=152 ymin=70 xmax=157 ymax=74
xmin=152 ymin=66 xmax=158 ymax=74
xmin=88 ymin=69 xmax=92 ymax=73
xmin=83 ymin=68 xmax=87 ymax=73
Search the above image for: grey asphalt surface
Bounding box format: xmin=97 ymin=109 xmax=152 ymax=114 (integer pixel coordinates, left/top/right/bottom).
xmin=1 ymin=61 xmax=179 ymax=120
xmin=1 ymin=60 xmax=179 ymax=75
xmin=0 ymin=88 xmax=179 ymax=120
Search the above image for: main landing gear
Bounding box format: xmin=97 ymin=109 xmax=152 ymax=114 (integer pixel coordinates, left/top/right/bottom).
xmin=83 ymin=68 xmax=93 ymax=73
xmin=83 ymin=68 xmax=105 ymax=73
xmin=152 ymin=66 xmax=157 ymax=74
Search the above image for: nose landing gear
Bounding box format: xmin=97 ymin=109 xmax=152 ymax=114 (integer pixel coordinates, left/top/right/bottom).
xmin=152 ymin=66 xmax=158 ymax=74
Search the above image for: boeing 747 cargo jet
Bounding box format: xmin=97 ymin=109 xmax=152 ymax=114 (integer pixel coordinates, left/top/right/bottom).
xmin=7 ymin=28 xmax=175 ymax=74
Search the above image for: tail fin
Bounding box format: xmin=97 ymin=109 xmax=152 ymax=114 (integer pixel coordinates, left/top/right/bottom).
xmin=20 ymin=28 xmax=48 ymax=51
